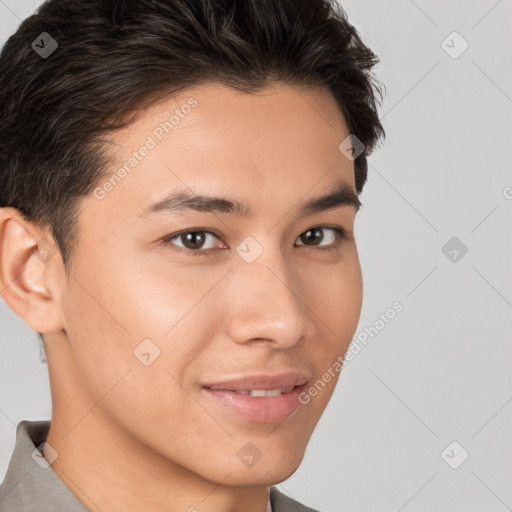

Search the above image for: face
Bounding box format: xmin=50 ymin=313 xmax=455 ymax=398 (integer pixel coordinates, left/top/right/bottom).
xmin=50 ymin=81 xmax=363 ymax=485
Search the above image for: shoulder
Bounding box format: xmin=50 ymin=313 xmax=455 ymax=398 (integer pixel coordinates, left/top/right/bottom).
xmin=269 ymin=486 xmax=322 ymax=512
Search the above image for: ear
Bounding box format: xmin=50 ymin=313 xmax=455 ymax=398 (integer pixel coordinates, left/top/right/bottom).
xmin=0 ymin=207 xmax=64 ymax=334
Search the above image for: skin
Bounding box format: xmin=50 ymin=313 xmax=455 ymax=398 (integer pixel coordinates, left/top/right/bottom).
xmin=0 ymin=81 xmax=363 ymax=512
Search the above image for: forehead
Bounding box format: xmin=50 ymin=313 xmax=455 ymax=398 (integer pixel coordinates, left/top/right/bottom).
xmin=89 ymin=81 xmax=356 ymax=220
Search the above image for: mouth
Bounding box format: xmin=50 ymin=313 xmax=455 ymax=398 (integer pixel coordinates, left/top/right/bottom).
xmin=200 ymin=372 xmax=311 ymax=423
xmin=202 ymin=371 xmax=310 ymax=393
xmin=224 ymin=386 xmax=296 ymax=397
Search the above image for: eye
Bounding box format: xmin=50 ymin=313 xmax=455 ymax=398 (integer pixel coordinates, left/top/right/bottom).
xmin=161 ymin=226 xmax=348 ymax=256
xmin=162 ymin=229 xmax=224 ymax=255
xmin=295 ymin=226 xmax=347 ymax=250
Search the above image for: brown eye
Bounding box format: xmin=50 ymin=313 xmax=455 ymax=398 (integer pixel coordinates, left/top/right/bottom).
xmin=295 ymin=226 xmax=344 ymax=248
xmin=162 ymin=225 xmax=347 ymax=257
xmin=298 ymin=227 xmax=325 ymax=246
xmin=180 ymin=231 xmax=207 ymax=250
xmin=163 ymin=230 xmax=223 ymax=254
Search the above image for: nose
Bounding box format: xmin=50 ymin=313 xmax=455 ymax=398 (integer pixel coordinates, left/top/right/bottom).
xmin=223 ymin=242 xmax=313 ymax=349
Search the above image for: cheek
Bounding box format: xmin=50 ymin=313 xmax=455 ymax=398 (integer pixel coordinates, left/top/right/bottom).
xmin=308 ymin=250 xmax=363 ymax=340
xmin=337 ymin=262 xmax=363 ymax=337
xmin=302 ymin=251 xmax=362 ymax=406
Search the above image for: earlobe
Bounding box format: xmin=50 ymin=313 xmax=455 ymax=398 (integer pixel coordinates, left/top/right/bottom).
xmin=0 ymin=207 xmax=63 ymax=333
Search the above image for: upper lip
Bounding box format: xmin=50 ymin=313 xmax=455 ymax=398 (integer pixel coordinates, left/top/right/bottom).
xmin=202 ymin=371 xmax=311 ymax=391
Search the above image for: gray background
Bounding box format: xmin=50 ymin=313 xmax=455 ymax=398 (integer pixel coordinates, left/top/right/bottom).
xmin=1 ymin=1 xmax=511 ymax=511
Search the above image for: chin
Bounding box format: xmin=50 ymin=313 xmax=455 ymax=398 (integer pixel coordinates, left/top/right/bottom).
xmin=234 ymin=449 xmax=306 ymax=487
xmin=223 ymin=462 xmax=304 ymax=488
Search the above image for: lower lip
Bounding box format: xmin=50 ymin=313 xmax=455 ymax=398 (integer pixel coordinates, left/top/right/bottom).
xmin=201 ymin=384 xmax=307 ymax=423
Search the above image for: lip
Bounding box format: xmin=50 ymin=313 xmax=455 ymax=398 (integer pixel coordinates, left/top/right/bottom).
xmin=201 ymin=371 xmax=311 ymax=423
xmin=202 ymin=371 xmax=311 ymax=392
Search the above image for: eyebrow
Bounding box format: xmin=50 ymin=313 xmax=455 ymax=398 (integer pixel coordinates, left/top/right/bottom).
xmin=142 ymin=181 xmax=361 ymax=218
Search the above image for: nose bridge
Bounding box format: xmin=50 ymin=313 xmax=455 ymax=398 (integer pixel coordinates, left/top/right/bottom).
xmin=225 ymin=239 xmax=309 ymax=346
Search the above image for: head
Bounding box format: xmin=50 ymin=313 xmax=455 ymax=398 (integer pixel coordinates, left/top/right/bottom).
xmin=0 ymin=0 xmax=384 ymax=487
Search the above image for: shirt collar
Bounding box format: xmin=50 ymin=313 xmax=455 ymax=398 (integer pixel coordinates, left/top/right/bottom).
xmin=0 ymin=420 xmax=90 ymax=510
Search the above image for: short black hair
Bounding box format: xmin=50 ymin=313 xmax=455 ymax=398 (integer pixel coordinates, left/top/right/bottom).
xmin=0 ymin=0 xmax=385 ymax=270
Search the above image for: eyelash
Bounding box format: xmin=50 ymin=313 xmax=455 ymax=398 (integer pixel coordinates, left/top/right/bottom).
xmin=161 ymin=226 xmax=349 ymax=257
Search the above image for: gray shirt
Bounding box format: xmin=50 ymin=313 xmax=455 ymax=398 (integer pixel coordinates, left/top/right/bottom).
xmin=0 ymin=420 xmax=320 ymax=512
